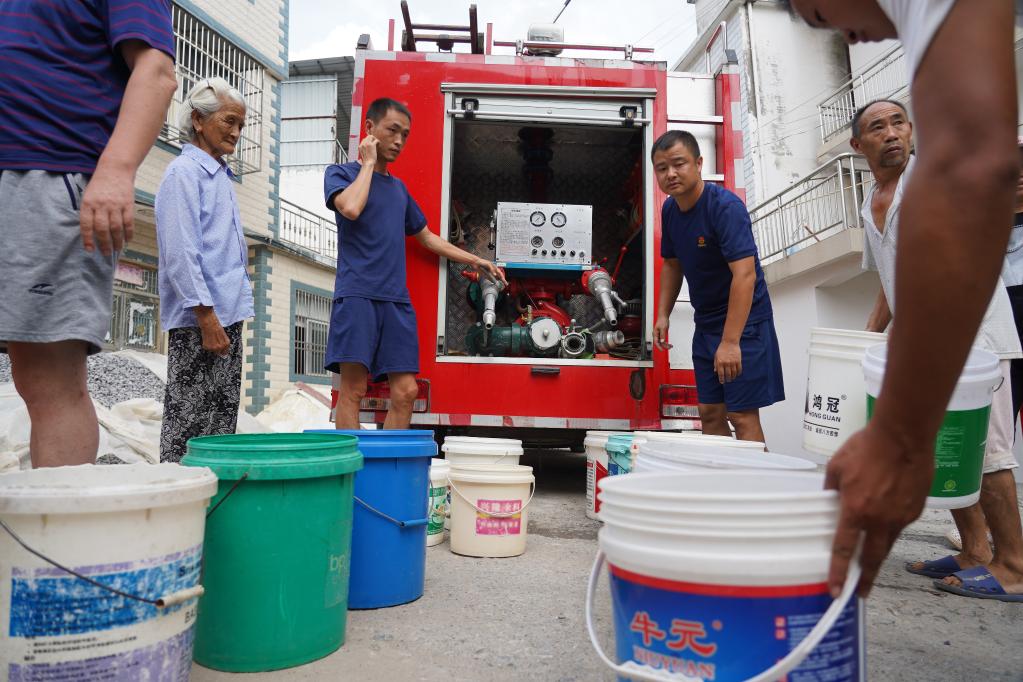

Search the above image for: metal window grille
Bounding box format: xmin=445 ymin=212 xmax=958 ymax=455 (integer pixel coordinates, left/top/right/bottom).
xmin=160 ymin=6 xmax=265 ymax=175
xmin=106 ymin=263 xmax=161 ymax=352
xmin=293 ymin=290 xmax=332 ymax=377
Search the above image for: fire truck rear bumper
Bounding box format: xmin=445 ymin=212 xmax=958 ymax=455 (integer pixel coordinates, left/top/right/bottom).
xmin=357 ymin=412 xmax=698 ymax=431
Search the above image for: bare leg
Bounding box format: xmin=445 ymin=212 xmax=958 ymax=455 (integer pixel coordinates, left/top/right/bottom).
xmin=335 ymin=363 xmax=368 ymax=430
xmin=698 ymin=403 xmax=730 ymax=437
xmin=383 ymin=372 xmax=418 ymax=430
xmin=943 ymin=469 xmax=1023 ymax=593
xmin=727 ymin=409 xmax=766 ymax=443
xmin=9 ymin=341 xmax=97 ymax=468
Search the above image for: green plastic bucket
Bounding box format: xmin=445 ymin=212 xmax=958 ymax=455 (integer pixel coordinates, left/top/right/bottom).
xmin=181 ymin=433 xmax=363 ymax=672
xmin=863 ymin=344 xmax=1001 ymax=509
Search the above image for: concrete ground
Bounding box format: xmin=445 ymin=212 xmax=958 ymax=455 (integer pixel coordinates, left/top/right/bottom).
xmin=192 ymin=450 xmax=1023 ymax=682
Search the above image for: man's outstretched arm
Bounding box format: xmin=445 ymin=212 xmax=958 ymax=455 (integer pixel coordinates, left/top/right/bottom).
xmin=826 ymin=0 xmax=1019 ymax=598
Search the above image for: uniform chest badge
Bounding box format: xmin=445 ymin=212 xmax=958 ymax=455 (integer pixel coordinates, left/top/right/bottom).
xmin=697 ymin=236 xmax=706 ymax=248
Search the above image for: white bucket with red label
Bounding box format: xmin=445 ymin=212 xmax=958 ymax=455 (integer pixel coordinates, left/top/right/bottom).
xmin=448 ymin=464 xmax=535 ymax=558
xmin=584 ymin=431 xmax=630 ymax=520
xmin=587 ymin=470 xmax=864 ymax=682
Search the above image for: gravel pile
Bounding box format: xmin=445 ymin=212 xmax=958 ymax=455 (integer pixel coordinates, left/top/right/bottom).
xmin=0 ymin=352 xmax=165 ymax=407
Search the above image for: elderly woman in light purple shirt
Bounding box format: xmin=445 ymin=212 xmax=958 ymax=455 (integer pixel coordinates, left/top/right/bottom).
xmin=155 ymin=77 xmax=254 ymax=463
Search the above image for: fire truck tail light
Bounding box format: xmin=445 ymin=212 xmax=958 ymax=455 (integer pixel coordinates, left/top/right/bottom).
xmin=660 ymin=384 xmax=699 ymax=418
xmin=360 ymin=379 xmax=431 ymax=413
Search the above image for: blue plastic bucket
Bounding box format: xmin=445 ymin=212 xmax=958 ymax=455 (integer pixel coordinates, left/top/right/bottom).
xmin=306 ymin=430 xmax=437 ymax=609
xmin=587 ymin=470 xmax=864 ymax=682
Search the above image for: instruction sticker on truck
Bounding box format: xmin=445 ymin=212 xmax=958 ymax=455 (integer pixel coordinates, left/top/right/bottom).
xmin=475 ymin=499 xmax=522 ymax=535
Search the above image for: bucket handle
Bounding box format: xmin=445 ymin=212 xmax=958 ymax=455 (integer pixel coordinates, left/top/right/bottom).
xmin=585 ymin=548 xmax=862 ymax=682
xmin=0 ymin=518 xmax=204 ymax=609
xmin=448 ymin=477 xmax=536 ymax=518
xmin=354 ymin=496 xmax=429 ymax=528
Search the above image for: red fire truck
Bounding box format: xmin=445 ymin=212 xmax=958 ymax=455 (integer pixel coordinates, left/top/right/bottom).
xmin=333 ymin=7 xmax=746 ymax=447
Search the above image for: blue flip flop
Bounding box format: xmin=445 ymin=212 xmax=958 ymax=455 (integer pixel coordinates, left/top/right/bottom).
xmin=905 ymin=554 xmax=963 ymax=578
xmin=934 ymin=565 xmax=1023 ymax=602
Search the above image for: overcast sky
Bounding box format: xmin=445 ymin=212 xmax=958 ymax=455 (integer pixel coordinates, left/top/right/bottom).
xmin=289 ymin=0 xmax=698 ymax=66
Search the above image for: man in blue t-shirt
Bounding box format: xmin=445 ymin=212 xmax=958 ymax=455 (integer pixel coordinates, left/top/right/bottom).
xmin=324 ymin=98 xmax=505 ymax=429
xmin=652 ymin=130 xmax=783 ymax=443
xmin=0 ymin=1 xmax=177 ymax=468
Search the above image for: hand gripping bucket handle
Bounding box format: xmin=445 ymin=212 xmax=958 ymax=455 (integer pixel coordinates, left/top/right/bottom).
xmin=448 ymin=477 xmax=536 ymax=517
xmin=585 ymin=548 xmax=862 ymax=682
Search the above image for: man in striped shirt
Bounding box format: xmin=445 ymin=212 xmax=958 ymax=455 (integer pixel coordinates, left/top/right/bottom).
xmin=0 ymin=1 xmax=178 ymax=467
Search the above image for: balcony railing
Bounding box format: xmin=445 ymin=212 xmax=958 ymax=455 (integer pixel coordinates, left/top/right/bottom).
xmin=750 ymin=153 xmax=874 ymax=266
xmin=279 ymin=199 xmax=338 ymax=267
xmin=818 ymin=45 xmax=907 ymax=143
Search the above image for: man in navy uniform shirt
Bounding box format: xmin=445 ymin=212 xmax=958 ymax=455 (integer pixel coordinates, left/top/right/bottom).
xmin=653 ymin=130 xmax=783 ymax=444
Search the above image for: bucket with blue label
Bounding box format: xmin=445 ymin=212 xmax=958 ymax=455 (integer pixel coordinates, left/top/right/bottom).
xmin=607 ymin=434 xmax=635 ymax=477
xmin=587 ymin=470 xmax=864 ymax=682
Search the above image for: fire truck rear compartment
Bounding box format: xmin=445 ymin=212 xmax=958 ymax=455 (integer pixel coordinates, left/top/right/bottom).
xmin=442 ymin=119 xmax=647 ymax=361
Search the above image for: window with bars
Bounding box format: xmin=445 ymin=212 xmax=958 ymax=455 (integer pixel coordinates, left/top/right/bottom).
xmin=161 ymin=6 xmax=265 ymax=176
xmin=105 ymin=262 xmax=161 ymax=352
xmin=293 ymin=288 xmax=332 ymax=379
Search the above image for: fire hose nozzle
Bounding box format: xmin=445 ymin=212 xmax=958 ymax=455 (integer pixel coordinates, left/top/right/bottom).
xmin=593 ymin=330 xmax=626 ymax=354
xmin=584 ymin=269 xmax=619 ymax=327
xmin=480 ymin=276 xmax=504 ymax=330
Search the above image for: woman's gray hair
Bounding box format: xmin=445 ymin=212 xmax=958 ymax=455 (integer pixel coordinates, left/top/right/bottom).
xmin=179 ymin=77 xmax=246 ymax=140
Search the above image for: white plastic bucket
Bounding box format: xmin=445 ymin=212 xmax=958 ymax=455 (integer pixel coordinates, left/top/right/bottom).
xmin=634 ymin=439 xmax=811 ymax=476
xmin=588 ymin=470 xmax=863 ymax=682
xmin=441 ymin=436 xmax=523 ymax=467
xmin=428 ymin=458 xmax=450 ymax=546
xmin=0 ymin=463 xmax=218 ymax=680
xmin=448 ymin=464 xmax=535 ymax=558
xmin=863 ymin=344 xmax=1001 ymax=509
xmin=585 ymin=431 xmax=631 ymax=520
xmin=804 ymin=328 xmax=888 ymax=457
xmin=629 ymin=432 xmax=650 ymax=472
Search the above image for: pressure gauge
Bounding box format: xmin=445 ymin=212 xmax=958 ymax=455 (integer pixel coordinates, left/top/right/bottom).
xmin=529 ymin=211 xmax=546 ymax=227
xmin=531 ymin=235 xmax=544 ymax=247
xmin=551 ymin=236 xmax=565 ymax=248
xmin=550 ymin=211 xmax=567 ymax=228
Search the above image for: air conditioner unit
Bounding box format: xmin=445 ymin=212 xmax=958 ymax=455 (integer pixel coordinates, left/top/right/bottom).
xmin=527 ymin=23 xmax=564 ymax=56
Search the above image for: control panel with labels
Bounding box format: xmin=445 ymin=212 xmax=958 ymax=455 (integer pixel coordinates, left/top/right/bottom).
xmin=494 ymin=202 xmax=593 ymax=268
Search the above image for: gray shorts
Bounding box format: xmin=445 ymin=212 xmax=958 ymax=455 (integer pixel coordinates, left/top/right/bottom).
xmin=0 ymin=170 xmax=116 ymax=354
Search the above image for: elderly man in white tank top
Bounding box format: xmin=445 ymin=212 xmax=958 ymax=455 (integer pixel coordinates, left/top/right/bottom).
xmin=848 ymin=99 xmax=1023 ymax=603
xmin=785 ymin=0 xmax=1021 ymax=602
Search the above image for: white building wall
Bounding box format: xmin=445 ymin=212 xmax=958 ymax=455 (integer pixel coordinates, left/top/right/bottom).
xmin=848 ymin=39 xmax=899 ymax=75
xmin=743 ymin=4 xmax=848 ymax=203
xmin=760 ymin=259 xmax=882 ymax=458
xmin=281 ymin=168 xmax=334 ymax=220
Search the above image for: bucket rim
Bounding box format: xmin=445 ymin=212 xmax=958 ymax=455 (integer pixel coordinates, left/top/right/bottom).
xmin=598 ymin=470 xmax=834 ymax=502
xmin=596 ymin=496 xmax=837 ymax=517
xmin=442 ymin=439 xmax=524 ymax=457
xmin=864 ymin=343 xmax=1001 ymax=384
xmin=599 ymin=513 xmax=835 ymax=540
xmin=448 ymin=463 xmax=534 ymax=484
xmin=0 ymin=463 xmax=219 ymax=514
xmin=304 ymin=429 xmax=438 ymax=458
xmin=642 ymin=432 xmax=765 ymax=448
xmin=640 ymin=439 xmax=768 ymax=454
xmin=183 ymin=433 xmax=363 ymax=480
xmin=636 ymin=446 xmax=814 ymax=471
